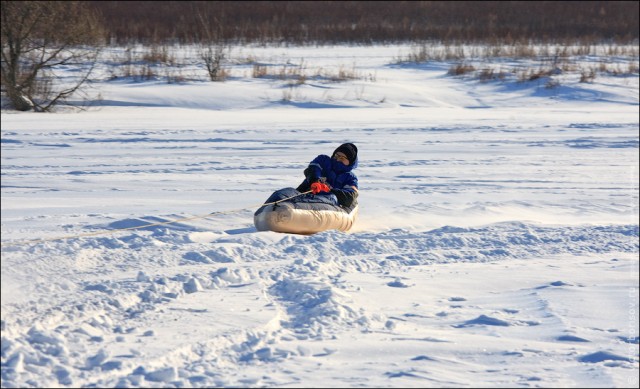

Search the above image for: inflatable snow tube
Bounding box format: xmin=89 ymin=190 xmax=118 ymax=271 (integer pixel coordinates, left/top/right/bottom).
xmin=254 ymin=187 xmax=358 ymax=234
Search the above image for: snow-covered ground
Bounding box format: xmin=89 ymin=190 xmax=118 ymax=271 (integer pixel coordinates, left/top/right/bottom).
xmin=1 ymin=44 xmax=638 ymax=388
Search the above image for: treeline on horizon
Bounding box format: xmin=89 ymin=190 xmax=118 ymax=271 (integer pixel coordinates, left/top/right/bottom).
xmin=89 ymin=1 xmax=639 ymax=45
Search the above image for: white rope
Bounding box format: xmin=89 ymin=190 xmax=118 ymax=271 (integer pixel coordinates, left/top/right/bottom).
xmin=1 ymin=190 xmax=312 ymax=248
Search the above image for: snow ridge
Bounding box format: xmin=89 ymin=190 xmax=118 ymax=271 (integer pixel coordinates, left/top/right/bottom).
xmin=1 ymin=221 xmax=637 ymax=387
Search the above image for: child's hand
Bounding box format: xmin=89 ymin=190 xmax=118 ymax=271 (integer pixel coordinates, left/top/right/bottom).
xmin=310 ymin=182 xmax=330 ymax=194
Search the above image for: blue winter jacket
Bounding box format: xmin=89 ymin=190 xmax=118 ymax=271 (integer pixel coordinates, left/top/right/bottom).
xmin=296 ymin=154 xmax=359 ymax=208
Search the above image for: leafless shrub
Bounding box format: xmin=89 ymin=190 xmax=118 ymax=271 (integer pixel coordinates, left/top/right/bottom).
xmin=516 ymin=68 xmax=545 ymax=83
xmin=278 ymin=62 xmax=307 ymax=82
xmin=252 ymin=61 xmax=367 ymax=84
xmin=200 ymin=45 xmax=227 ymax=81
xmin=252 ymin=64 xmax=269 ymax=78
xmin=512 ymin=43 xmax=538 ymax=58
xmin=331 ymin=64 xmax=359 ymax=82
xmin=143 ymin=45 xmax=175 ymax=65
xmin=282 ymin=86 xmax=303 ymax=102
xmin=477 ymin=67 xmax=508 ymax=82
xmin=399 ymin=45 xmax=429 ymax=63
xmin=580 ymin=68 xmax=597 ymax=83
xmin=527 ymin=70 xmax=544 ymax=82
xmin=163 ymin=68 xmax=188 ymax=84
xmin=134 ymin=65 xmax=157 ymax=82
xmin=448 ymin=63 xmax=476 ymax=76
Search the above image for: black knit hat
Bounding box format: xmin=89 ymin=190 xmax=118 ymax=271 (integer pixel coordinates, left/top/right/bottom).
xmin=333 ymin=143 xmax=358 ymax=165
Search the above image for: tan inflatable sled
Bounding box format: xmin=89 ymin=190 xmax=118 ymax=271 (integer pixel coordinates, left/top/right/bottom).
xmin=254 ymin=188 xmax=358 ymax=234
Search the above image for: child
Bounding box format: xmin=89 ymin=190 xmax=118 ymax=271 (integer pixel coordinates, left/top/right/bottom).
xmin=296 ymin=143 xmax=359 ymax=208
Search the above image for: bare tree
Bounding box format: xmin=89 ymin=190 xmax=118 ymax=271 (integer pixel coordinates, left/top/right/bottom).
xmin=201 ymin=45 xmax=227 ymax=82
xmin=194 ymin=2 xmax=228 ymax=82
xmin=1 ymin=1 xmax=103 ymax=111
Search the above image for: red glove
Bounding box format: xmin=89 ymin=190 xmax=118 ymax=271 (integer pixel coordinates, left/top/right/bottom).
xmin=310 ymin=182 xmax=330 ymax=194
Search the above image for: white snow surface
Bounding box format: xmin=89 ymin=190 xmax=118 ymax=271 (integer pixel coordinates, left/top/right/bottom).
xmin=1 ymin=44 xmax=639 ymax=388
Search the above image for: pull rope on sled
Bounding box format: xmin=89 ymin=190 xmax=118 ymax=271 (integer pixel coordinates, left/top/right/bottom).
xmin=0 ymin=190 xmax=312 ymax=248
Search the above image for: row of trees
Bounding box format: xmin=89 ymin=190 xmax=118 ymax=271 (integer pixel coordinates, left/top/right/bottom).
xmin=91 ymin=1 xmax=638 ymax=44
xmin=2 ymin=1 xmax=638 ymax=111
